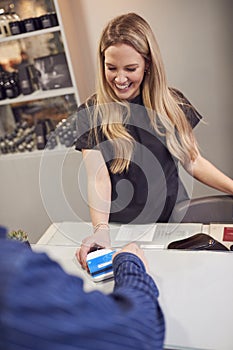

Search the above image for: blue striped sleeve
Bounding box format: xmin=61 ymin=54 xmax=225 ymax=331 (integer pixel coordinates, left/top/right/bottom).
xmin=0 ymin=241 xmax=165 ymax=350
xmin=111 ymin=252 xmax=165 ymax=350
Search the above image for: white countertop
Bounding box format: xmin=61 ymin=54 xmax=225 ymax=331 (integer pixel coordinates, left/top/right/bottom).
xmin=34 ymin=222 xmax=233 ymax=350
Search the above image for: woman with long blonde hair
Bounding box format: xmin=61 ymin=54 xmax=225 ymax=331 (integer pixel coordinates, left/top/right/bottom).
xmin=76 ymin=13 xmax=233 ymax=269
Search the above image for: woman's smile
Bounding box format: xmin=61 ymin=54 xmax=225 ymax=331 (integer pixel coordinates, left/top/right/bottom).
xmin=104 ymin=43 xmax=146 ymax=100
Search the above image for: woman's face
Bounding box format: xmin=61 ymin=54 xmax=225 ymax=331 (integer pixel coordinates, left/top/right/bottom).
xmin=104 ymin=43 xmax=146 ymax=100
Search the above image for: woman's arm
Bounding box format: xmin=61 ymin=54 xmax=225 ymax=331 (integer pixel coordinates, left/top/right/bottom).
xmin=77 ymin=149 xmax=112 ymax=269
xmin=82 ymin=149 xmax=111 ymax=225
xmin=185 ymin=151 xmax=233 ymax=194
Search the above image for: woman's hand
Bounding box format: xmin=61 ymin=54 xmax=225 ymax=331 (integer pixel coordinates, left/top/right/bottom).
xmin=113 ymin=242 xmax=149 ymax=273
xmin=76 ymin=227 xmax=111 ymax=270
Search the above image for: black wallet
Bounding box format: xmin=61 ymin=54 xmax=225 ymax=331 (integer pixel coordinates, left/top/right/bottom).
xmin=167 ymin=233 xmax=229 ymax=251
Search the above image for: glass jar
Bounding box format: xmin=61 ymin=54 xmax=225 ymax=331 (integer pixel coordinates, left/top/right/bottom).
xmin=4 ymin=72 xmax=21 ymax=99
xmin=0 ymin=72 xmax=6 ymax=100
xmin=23 ymin=17 xmax=41 ymax=32
xmin=39 ymin=13 xmax=53 ymax=29
xmin=9 ymin=20 xmax=22 ymax=34
xmin=0 ymin=12 xmax=11 ymax=37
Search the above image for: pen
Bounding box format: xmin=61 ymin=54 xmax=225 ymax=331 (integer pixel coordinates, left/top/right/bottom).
xmin=140 ymin=244 xmax=165 ymax=249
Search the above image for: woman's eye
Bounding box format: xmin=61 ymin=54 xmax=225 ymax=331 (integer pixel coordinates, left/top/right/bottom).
xmin=126 ymin=68 xmax=136 ymax=72
xmin=106 ymin=67 xmax=136 ymax=72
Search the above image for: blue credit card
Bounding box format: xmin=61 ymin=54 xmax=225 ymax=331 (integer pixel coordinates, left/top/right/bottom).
xmin=87 ymin=249 xmax=116 ymax=281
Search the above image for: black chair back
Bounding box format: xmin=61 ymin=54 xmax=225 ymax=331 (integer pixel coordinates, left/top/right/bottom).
xmin=172 ymin=195 xmax=233 ymax=224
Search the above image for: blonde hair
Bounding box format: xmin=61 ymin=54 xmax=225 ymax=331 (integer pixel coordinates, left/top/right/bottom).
xmin=88 ymin=12 xmax=199 ymax=173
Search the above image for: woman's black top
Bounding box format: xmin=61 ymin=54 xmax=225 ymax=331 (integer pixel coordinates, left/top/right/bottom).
xmin=75 ymin=90 xmax=202 ymax=224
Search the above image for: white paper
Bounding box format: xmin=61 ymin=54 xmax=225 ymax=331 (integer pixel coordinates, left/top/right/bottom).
xmin=116 ymin=224 xmax=156 ymax=241
xmin=115 ymin=223 xmax=204 ymax=248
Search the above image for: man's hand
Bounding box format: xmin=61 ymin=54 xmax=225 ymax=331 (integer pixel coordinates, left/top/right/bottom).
xmin=113 ymin=243 xmax=149 ymax=273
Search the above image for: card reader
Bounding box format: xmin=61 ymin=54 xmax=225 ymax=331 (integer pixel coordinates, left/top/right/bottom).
xmin=86 ymin=248 xmax=116 ymax=282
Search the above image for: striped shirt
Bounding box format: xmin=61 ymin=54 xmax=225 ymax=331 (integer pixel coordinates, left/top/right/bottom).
xmin=0 ymin=240 xmax=165 ymax=350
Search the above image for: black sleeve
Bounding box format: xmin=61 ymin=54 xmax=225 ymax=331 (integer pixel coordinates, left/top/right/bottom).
xmin=171 ymin=88 xmax=203 ymax=129
xmin=75 ymin=98 xmax=98 ymax=151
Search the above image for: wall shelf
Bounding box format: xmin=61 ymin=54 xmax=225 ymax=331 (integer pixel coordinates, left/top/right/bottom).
xmin=0 ymin=87 xmax=76 ymax=106
xmin=0 ymin=26 xmax=61 ymax=43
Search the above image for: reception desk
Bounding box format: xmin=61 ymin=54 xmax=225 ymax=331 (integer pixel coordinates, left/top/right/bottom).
xmin=34 ymin=222 xmax=233 ymax=350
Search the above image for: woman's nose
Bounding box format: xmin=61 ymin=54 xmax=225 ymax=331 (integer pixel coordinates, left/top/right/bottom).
xmin=114 ymin=72 xmax=128 ymax=84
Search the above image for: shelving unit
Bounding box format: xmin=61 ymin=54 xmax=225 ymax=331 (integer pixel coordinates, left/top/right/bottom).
xmin=0 ymin=87 xmax=76 ymax=106
xmin=0 ymin=0 xmax=80 ymax=135
xmin=0 ymin=0 xmax=84 ymax=242
xmin=0 ymin=25 xmax=60 ymax=43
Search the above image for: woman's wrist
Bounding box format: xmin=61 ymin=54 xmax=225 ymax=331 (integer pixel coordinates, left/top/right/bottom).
xmin=93 ymin=222 xmax=110 ymax=234
xmin=91 ymin=222 xmax=111 ymax=249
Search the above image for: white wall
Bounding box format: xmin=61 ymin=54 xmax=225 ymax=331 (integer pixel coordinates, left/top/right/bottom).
xmin=1 ymin=0 xmax=232 ymax=240
xmin=62 ymin=0 xmax=233 ymax=198
xmin=0 ymin=150 xmax=90 ymax=243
